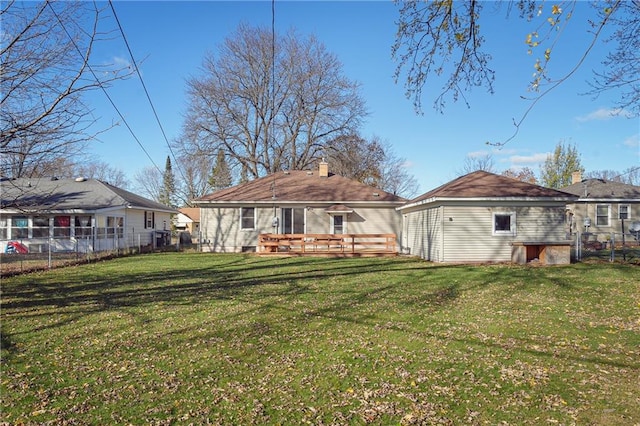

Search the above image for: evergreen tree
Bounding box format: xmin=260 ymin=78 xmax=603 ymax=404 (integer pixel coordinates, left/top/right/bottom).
xmin=540 ymin=141 xmax=584 ymax=189
xmin=159 ymin=156 xmax=176 ymax=207
xmin=208 ymin=149 xmax=232 ymax=191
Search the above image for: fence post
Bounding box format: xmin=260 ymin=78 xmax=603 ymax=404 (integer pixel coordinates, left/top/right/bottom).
xmin=610 ymin=233 xmax=615 ymax=262
xmin=575 ymin=231 xmax=581 ymax=261
xmin=48 ymin=236 xmax=52 ymax=269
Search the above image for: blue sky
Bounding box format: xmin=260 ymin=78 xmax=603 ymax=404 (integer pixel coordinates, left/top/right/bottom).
xmin=87 ymin=1 xmax=639 ymax=194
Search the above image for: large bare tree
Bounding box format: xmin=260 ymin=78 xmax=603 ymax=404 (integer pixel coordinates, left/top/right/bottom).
xmin=1 ymin=1 xmax=131 ymax=179
xmin=393 ymin=1 xmax=639 ymax=137
xmin=324 ymin=134 xmax=386 ymax=187
xmin=176 ymin=151 xmax=216 ymax=206
xmin=323 ymin=134 xmax=419 ymax=198
xmin=133 ymin=166 xmax=163 ymax=203
xmin=179 ymin=23 xmax=367 ymax=179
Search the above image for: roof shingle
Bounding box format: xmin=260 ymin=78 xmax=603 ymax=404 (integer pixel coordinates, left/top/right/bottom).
xmin=194 ymin=170 xmax=406 ymax=203
xmin=560 ymin=178 xmax=640 ymax=199
xmin=405 ymin=171 xmax=576 ymax=205
xmin=1 ymin=178 xmax=176 ymax=212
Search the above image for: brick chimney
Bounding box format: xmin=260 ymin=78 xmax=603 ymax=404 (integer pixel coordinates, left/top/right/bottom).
xmin=319 ymin=159 xmax=329 ymax=178
xmin=571 ymin=171 xmax=582 ymax=184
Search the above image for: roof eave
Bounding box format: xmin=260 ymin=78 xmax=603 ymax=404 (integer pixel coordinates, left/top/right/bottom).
xmin=397 ymin=196 xmax=577 ymax=211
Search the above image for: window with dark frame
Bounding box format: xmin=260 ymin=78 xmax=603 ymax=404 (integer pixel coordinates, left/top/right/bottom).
xmin=75 ymin=216 xmax=93 ymax=237
xmin=619 ymin=204 xmax=630 ymax=220
xmin=333 ymin=215 xmax=344 ymax=234
xmin=144 ymin=211 xmax=154 ymax=229
xmin=32 ymin=216 xmax=50 ymax=238
xmin=54 ymin=215 xmax=71 ymax=237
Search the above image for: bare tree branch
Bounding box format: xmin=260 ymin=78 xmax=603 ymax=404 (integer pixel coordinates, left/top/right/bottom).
xmin=180 ymin=24 xmax=367 ymax=179
xmin=1 ymin=1 xmax=133 ymax=178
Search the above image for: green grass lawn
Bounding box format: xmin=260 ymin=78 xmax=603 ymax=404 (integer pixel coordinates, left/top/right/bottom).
xmin=1 ymin=253 xmax=639 ymax=425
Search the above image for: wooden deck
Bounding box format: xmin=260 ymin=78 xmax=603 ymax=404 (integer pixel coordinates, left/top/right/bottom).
xmin=258 ymin=233 xmax=398 ymax=257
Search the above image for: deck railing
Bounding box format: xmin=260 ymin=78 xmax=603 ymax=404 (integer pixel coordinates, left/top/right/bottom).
xmin=258 ymin=233 xmax=398 ymax=256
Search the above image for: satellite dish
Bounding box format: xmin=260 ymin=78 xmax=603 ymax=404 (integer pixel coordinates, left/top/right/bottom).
xmin=629 ymin=221 xmax=640 ymax=232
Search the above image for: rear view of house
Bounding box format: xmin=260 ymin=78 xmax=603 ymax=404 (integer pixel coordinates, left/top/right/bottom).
xmin=398 ymin=171 xmax=578 ymax=264
xmin=193 ymin=161 xmax=407 ymax=253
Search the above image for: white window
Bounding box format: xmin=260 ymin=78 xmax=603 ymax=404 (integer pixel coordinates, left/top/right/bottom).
xmin=0 ymin=217 xmax=7 ymax=239
xmin=619 ymin=204 xmax=630 ymax=220
xmin=106 ymin=217 xmax=124 ymax=238
xmin=241 ymin=207 xmax=255 ymax=230
xmin=493 ymin=212 xmax=516 ymax=236
xmin=11 ymin=216 xmax=28 ymax=239
xmin=596 ymin=204 xmax=610 ymax=226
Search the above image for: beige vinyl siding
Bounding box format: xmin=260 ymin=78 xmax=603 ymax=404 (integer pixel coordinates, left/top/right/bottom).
xmin=442 ymin=205 xmax=510 ymax=262
xmin=568 ymin=201 xmax=639 ymax=238
xmin=404 ymin=207 xmax=442 ymax=261
xmin=200 ymin=207 xmax=247 ymax=252
xmin=347 ymin=206 xmax=403 ymax=235
xmin=303 ymin=205 xmax=402 ymax=235
xmin=516 ymin=205 xmax=567 ymax=240
xmin=200 ymin=204 xmax=404 ymax=252
xmin=401 ymin=201 xmax=570 ymax=263
xmin=441 ymin=204 xmax=568 ymax=263
xmin=201 ymin=206 xmax=301 ymax=252
xmin=304 ymin=207 xmax=325 ymax=233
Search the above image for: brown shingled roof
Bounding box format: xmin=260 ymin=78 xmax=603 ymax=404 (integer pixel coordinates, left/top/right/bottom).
xmin=194 ymin=170 xmax=406 ymax=203
xmin=561 ymin=178 xmax=640 ymax=199
xmin=179 ymin=207 xmax=200 ymax=221
xmin=405 ymin=171 xmax=576 ymax=205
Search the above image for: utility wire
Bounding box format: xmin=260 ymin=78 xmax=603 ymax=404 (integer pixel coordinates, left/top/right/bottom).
xmin=108 ymin=0 xmax=188 ymax=184
xmin=612 ymin=165 xmax=640 ymax=182
xmin=46 ymin=1 xmax=162 ymax=175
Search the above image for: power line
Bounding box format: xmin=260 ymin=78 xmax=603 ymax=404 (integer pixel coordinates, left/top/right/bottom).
xmin=46 ymin=1 xmax=162 ymax=175
xmin=613 ymin=165 xmax=640 ymax=182
xmin=108 ymin=0 xmax=188 ymax=184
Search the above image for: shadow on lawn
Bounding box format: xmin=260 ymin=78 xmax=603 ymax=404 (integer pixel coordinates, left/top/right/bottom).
xmin=2 ymin=254 xmax=636 ymax=371
xmin=1 ymin=255 xmax=430 ymax=314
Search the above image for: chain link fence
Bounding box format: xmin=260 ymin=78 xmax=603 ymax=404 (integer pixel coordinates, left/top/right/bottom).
xmin=572 ymin=231 xmax=640 ymax=263
xmin=0 ymin=231 xmax=175 ymax=276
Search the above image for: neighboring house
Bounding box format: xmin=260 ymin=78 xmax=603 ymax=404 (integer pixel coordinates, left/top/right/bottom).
xmin=398 ymin=171 xmax=578 ymax=264
xmin=193 ymin=161 xmax=407 ymax=252
xmin=174 ymin=207 xmax=200 ymax=237
xmin=0 ymin=177 xmax=178 ymax=253
xmin=561 ymin=172 xmax=640 ymax=240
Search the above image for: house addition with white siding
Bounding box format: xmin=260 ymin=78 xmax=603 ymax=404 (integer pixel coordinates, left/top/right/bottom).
xmin=1 ymin=177 xmax=177 ymax=253
xmin=398 ymin=171 xmax=578 ymax=264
